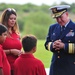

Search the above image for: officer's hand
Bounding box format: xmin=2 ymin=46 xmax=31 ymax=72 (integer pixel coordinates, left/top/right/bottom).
xmin=53 ymin=39 xmax=65 ymax=50
xmin=55 ymin=41 xmax=65 ymax=50
xmin=53 ymin=40 xmax=61 ymax=48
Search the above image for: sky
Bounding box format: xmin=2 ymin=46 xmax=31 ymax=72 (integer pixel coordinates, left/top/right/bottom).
xmin=0 ymin=0 xmax=75 ymax=5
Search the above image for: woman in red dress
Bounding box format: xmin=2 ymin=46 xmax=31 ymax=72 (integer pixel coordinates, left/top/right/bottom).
xmin=0 ymin=8 xmax=22 ymax=75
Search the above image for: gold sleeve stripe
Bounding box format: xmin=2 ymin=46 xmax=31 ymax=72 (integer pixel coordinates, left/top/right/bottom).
xmin=48 ymin=42 xmax=52 ymax=51
xmin=69 ymin=43 xmax=72 ymax=53
xmin=73 ymin=44 xmax=74 ymax=54
xmin=69 ymin=43 xmax=75 ymax=54
xmin=74 ymin=44 xmax=75 ymax=53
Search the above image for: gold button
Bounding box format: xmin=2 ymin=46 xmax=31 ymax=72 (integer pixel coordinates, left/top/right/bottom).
xmin=57 ymin=56 xmax=60 ymax=58
xmin=74 ymin=62 xmax=75 ymax=64
xmin=58 ymin=51 xmax=60 ymax=53
xmin=68 ymin=40 xmax=70 ymax=42
xmin=52 ymin=40 xmax=53 ymax=42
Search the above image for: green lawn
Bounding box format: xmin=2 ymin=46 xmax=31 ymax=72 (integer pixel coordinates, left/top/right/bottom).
xmin=34 ymin=40 xmax=53 ymax=68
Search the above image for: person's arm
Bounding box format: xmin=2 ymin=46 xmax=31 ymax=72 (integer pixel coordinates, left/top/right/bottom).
xmin=0 ymin=49 xmax=4 ymax=75
xmin=10 ymin=49 xmax=23 ymax=56
xmin=4 ymin=50 xmax=11 ymax=54
xmin=44 ymin=25 xmax=57 ymax=52
xmin=52 ymin=40 xmax=75 ymax=54
xmin=64 ymin=43 xmax=75 ymax=54
xmin=54 ymin=42 xmax=75 ymax=54
xmin=4 ymin=49 xmax=23 ymax=56
xmin=0 ymin=68 xmax=4 ymax=75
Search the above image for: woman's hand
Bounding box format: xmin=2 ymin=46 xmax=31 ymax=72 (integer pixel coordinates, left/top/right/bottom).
xmin=10 ymin=49 xmax=23 ymax=56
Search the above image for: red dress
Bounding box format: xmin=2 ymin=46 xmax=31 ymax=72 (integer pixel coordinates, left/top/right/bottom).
xmin=0 ymin=45 xmax=11 ymax=75
xmin=2 ymin=31 xmax=22 ymax=70
xmin=14 ymin=54 xmax=46 ymax=75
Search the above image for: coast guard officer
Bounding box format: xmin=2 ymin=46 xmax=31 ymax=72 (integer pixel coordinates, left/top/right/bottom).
xmin=44 ymin=5 xmax=75 ymax=75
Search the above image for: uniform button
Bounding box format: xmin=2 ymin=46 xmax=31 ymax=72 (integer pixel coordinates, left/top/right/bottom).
xmin=68 ymin=40 xmax=70 ymax=42
xmin=74 ymin=62 xmax=75 ymax=64
xmin=57 ymin=56 xmax=60 ymax=58
xmin=52 ymin=40 xmax=53 ymax=42
xmin=58 ymin=51 xmax=60 ymax=53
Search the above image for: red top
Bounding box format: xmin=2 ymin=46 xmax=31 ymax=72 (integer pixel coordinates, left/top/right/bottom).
xmin=2 ymin=31 xmax=22 ymax=70
xmin=14 ymin=54 xmax=46 ymax=75
xmin=0 ymin=45 xmax=11 ymax=75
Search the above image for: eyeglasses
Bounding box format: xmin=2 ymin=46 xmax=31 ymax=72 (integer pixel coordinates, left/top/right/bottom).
xmin=7 ymin=8 xmax=16 ymax=12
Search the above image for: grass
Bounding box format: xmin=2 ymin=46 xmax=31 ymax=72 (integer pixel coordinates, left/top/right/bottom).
xmin=34 ymin=40 xmax=53 ymax=68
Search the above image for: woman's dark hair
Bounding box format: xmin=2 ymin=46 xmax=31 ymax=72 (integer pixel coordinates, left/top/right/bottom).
xmin=1 ymin=8 xmax=17 ymax=26
xmin=0 ymin=8 xmax=20 ymax=34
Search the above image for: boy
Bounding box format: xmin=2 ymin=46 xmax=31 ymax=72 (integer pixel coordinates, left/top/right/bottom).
xmin=14 ymin=35 xmax=46 ymax=75
xmin=0 ymin=24 xmax=11 ymax=75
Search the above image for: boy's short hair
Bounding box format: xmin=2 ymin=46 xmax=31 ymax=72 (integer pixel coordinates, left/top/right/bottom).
xmin=22 ymin=35 xmax=37 ymax=52
xmin=0 ymin=24 xmax=8 ymax=35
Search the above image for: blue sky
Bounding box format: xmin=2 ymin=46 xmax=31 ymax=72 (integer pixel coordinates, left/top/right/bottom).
xmin=0 ymin=0 xmax=75 ymax=5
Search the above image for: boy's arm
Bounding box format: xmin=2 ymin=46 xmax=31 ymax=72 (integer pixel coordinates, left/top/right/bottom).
xmin=0 ymin=68 xmax=3 ymax=75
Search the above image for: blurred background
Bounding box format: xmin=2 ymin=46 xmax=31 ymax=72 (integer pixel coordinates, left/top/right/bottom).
xmin=0 ymin=0 xmax=75 ymax=39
